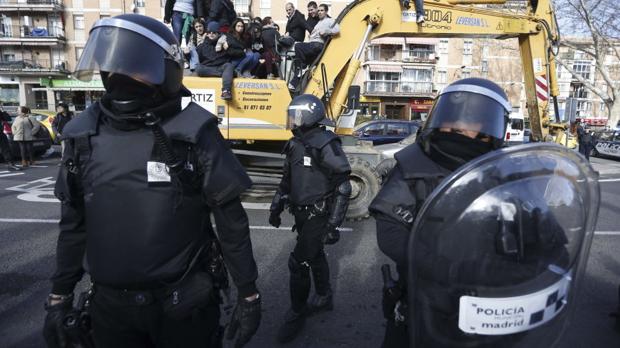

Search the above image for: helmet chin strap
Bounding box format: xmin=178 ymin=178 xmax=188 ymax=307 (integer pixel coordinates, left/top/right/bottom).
xmin=100 ymin=95 xmax=181 ymax=124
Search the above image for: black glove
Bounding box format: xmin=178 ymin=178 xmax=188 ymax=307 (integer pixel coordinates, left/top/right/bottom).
xmin=43 ymin=295 xmax=73 ymax=348
xmin=323 ymin=224 xmax=340 ymax=245
xmin=225 ymin=295 xmax=261 ymax=348
xmin=269 ymin=211 xmax=281 ymax=228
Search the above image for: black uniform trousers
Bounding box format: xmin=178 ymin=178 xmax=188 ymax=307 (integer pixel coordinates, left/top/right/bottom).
xmin=0 ymin=131 xmax=13 ymax=163
xmin=90 ymin=285 xmax=221 ymax=348
xmin=289 ymin=208 xmax=331 ymax=313
xmin=290 ymin=42 xmax=324 ymax=88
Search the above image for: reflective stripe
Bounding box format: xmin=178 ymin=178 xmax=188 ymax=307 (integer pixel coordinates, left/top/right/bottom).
xmin=92 ymin=18 xmax=182 ymax=63
xmin=440 ymin=84 xmax=512 ymax=112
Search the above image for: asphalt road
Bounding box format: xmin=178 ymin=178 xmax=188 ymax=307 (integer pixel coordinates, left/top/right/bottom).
xmin=0 ymin=148 xmax=618 ymax=348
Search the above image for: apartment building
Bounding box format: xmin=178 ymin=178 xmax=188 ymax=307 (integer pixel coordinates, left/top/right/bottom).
xmin=0 ymin=0 xmax=66 ymax=109
xmin=556 ymin=40 xmax=613 ymax=126
xmin=0 ymin=0 xmax=163 ymax=111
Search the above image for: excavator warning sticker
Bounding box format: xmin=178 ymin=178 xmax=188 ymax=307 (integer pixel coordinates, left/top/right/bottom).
xmin=534 ymin=58 xmax=544 ymax=73
xmin=458 ymin=273 xmax=571 ymax=335
xmin=536 ymin=75 xmax=549 ymax=102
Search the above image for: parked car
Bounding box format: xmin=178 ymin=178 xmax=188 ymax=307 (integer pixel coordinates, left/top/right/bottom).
xmin=1 ymin=113 xmax=53 ymax=160
xmin=353 ymin=119 xmax=422 ymax=145
xmin=592 ymin=130 xmax=620 ymax=161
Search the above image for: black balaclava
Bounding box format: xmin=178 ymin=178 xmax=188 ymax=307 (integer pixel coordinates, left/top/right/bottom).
xmin=100 ymin=73 xmax=181 ymax=129
xmin=427 ymin=131 xmax=495 ymax=171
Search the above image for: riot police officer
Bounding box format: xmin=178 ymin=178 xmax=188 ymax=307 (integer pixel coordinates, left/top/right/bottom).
xmin=43 ymin=14 xmax=261 ymax=348
xmin=369 ymin=78 xmax=511 ymax=347
xmin=269 ymin=94 xmax=352 ymax=343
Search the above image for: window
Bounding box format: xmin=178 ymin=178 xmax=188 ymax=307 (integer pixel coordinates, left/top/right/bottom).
xmin=259 ymin=0 xmax=271 ymax=18
xmin=510 ymin=118 xmax=524 ymax=131
xmin=100 ymin=14 xmax=111 ymax=20
xmin=367 ymin=45 xmax=381 ymax=60
xmin=437 ymin=70 xmax=447 ymax=84
xmin=74 ymin=15 xmax=84 ymax=30
xmin=362 ymin=123 xmax=385 ymax=136
xmin=100 ymin=0 xmax=110 ymax=10
xmin=234 ymin=0 xmax=250 ymax=13
xmin=2 ymin=53 xmax=15 ymax=62
xmin=386 ymin=123 xmax=409 ymax=136
xmin=0 ymin=15 xmax=13 ymax=38
xmin=571 ymin=84 xmax=589 ymax=99
xmin=402 ymin=68 xmax=432 ymax=82
xmin=482 ymin=46 xmax=489 ymax=58
xmin=481 ymin=60 xmax=488 ymax=73
xmin=438 ymin=39 xmax=449 ymax=54
xmin=463 ymin=39 xmax=473 ymax=55
xmin=462 ymin=70 xmax=471 ymax=79
xmin=572 ymin=60 xmax=592 ymax=80
xmin=135 ymin=0 xmax=146 ymax=7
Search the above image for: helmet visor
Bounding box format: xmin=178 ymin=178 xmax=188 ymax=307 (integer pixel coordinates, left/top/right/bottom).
xmin=287 ymin=108 xmax=304 ymax=129
xmin=74 ymin=26 xmax=168 ymax=85
xmin=426 ymin=91 xmax=508 ymax=140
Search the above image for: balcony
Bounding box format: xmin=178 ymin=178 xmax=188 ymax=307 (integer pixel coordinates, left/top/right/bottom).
xmin=0 ymin=58 xmax=68 ymax=75
xmin=364 ymin=81 xmax=434 ymax=96
xmin=0 ymin=24 xmax=65 ymax=45
xmin=403 ymin=50 xmax=436 ymax=64
xmin=0 ymin=0 xmax=63 ymax=12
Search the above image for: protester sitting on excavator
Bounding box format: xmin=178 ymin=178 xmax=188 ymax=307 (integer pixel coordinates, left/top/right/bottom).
xmin=289 ymin=3 xmax=340 ymax=91
xmin=195 ymin=21 xmax=244 ymax=100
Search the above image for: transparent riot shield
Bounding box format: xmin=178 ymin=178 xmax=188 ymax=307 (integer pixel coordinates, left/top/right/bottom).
xmin=406 ymin=143 xmax=600 ymax=348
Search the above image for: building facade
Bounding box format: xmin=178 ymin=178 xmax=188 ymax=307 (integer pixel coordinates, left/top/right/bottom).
xmin=0 ymin=0 xmax=66 ymax=109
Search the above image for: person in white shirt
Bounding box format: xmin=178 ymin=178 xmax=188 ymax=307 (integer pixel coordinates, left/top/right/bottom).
xmin=288 ymin=3 xmax=340 ymax=91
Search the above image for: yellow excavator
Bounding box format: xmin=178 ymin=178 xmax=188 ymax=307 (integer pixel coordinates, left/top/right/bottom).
xmin=182 ymin=0 xmax=567 ymax=219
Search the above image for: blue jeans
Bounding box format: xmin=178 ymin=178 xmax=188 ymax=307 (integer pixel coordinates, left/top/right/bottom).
xmin=414 ymin=0 xmax=424 ymax=16
xmin=188 ymin=47 xmax=199 ymax=70
xmin=232 ymin=52 xmax=260 ymax=73
xmin=171 ymin=11 xmax=185 ymax=44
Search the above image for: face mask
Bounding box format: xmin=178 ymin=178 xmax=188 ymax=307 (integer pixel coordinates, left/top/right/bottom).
xmin=428 ymin=131 xmax=494 ymax=171
xmin=105 ymin=74 xmax=160 ymax=114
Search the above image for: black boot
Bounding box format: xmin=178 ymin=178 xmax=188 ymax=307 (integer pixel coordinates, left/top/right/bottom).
xmin=277 ymin=307 xmax=307 ymax=343
xmin=309 ymin=252 xmax=333 ymax=314
xmin=278 ymin=254 xmax=311 ymax=343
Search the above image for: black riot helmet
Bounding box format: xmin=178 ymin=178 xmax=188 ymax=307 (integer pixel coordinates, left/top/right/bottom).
xmin=74 ymin=14 xmax=187 ymax=112
xmin=422 ymin=78 xmax=511 ymax=150
xmin=287 ymin=94 xmax=335 ymax=130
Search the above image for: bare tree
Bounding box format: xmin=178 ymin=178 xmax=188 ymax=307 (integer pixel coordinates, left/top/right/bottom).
xmin=554 ymin=0 xmax=620 ymax=127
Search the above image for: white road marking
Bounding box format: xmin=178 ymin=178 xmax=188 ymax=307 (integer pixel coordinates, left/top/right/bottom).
xmin=0 ymin=172 xmax=25 ymax=178
xmin=599 ymin=178 xmax=620 ymax=182
xmin=594 ymin=231 xmax=620 ymax=236
xmin=0 ymin=218 xmax=355 ymax=232
xmin=242 ymin=202 xmax=270 ymax=210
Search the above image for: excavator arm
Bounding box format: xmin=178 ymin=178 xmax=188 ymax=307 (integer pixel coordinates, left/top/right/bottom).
xmin=300 ymin=0 xmax=561 ymax=142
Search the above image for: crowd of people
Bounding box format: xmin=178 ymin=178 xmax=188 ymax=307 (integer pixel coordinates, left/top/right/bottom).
xmin=164 ymin=0 xmax=341 ymax=98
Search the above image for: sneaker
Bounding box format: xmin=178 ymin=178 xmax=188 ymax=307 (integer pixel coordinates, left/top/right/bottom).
xmin=288 ymin=83 xmax=296 ymax=91
xmin=241 ymin=71 xmax=253 ymax=78
xmin=267 ymin=73 xmax=275 ymax=80
xmin=7 ymin=163 xmax=21 ymax=171
xmin=308 ymin=290 xmax=333 ymax=315
xmin=221 ymin=90 xmax=232 ymax=100
xmin=277 ymin=308 xmax=307 ymax=343
xmin=416 ymin=15 xmax=425 ymax=24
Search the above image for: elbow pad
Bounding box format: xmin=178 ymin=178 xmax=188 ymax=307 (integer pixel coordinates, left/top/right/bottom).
xmin=270 ymin=190 xmax=288 ymax=214
xmin=327 ymin=180 xmax=352 ymax=227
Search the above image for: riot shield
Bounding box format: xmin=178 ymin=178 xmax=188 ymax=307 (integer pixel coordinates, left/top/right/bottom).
xmin=406 ymin=143 xmax=600 ymax=348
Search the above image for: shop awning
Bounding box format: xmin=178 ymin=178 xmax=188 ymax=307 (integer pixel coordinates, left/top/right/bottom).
xmin=367 ymin=64 xmax=403 ymax=73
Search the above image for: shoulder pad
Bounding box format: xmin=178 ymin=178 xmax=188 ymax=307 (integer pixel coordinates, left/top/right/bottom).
xmin=163 ymin=102 xmax=219 ymax=144
xmin=394 ymin=143 xmax=450 ymax=180
xmin=303 ymin=129 xmax=339 ymax=149
xmin=368 ymin=167 xmax=417 ymax=226
xmin=61 ymin=103 xmax=100 ymax=139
